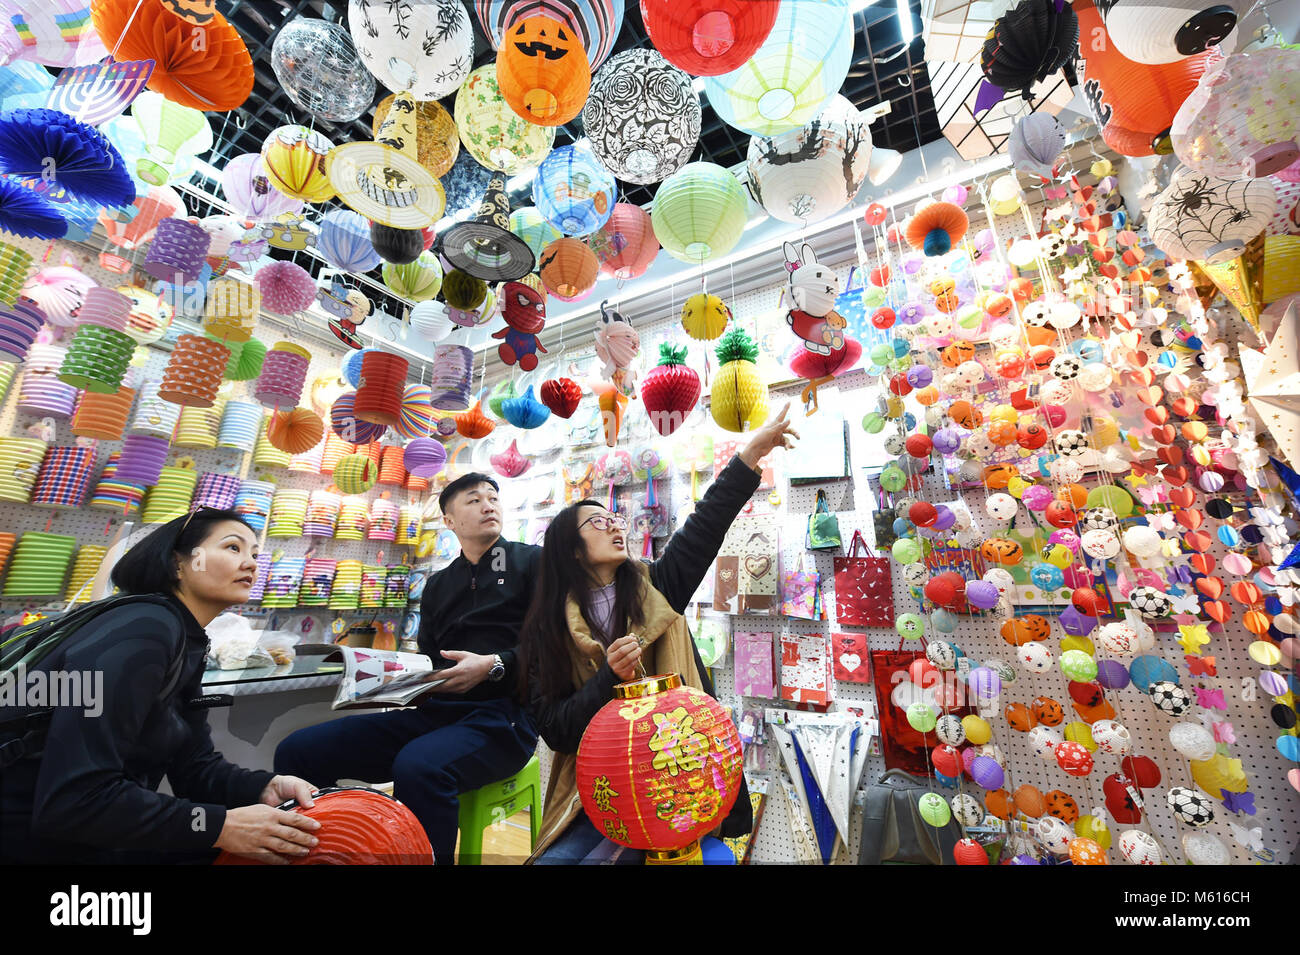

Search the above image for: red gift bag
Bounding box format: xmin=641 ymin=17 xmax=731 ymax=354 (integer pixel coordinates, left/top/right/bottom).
xmin=834 ymin=530 xmax=894 ymax=627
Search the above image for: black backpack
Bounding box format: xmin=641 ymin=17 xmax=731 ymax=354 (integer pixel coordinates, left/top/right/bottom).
xmin=858 ymin=769 xmax=962 ymax=865
xmin=0 ymin=594 xmax=186 ymax=769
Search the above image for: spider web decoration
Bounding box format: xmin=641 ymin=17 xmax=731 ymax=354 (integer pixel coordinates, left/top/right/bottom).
xmin=1148 ymin=169 xmax=1276 ymax=263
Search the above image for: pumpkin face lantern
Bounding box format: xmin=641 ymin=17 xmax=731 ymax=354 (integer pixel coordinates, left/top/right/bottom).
xmin=497 ymin=17 xmax=591 ymax=127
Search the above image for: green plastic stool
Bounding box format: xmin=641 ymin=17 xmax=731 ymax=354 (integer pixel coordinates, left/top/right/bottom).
xmin=456 ymin=755 xmax=541 ymax=864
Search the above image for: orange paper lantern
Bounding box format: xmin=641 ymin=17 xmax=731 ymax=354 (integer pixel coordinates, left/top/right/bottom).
xmin=496 ymin=16 xmax=592 ymax=126
xmin=539 ymin=237 xmax=598 ymax=301
xmin=378 ymin=445 xmax=407 ymax=486
xmin=72 ymin=386 xmax=136 ymax=441
xmin=353 ymin=351 xmax=409 ymax=427
xmin=91 ymin=0 xmax=254 ymax=111
xmin=576 ymin=673 xmax=743 ymax=859
xmin=455 ymin=400 xmax=495 ymax=439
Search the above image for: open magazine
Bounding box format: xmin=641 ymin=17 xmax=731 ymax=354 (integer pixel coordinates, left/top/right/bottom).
xmin=324 ymin=646 xmax=446 ymax=710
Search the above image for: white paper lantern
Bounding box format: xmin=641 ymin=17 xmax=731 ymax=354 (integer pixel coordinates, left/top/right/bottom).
xmin=348 ymin=0 xmax=474 ymax=101
xmin=1148 ymin=167 xmax=1276 ymax=264
xmin=1119 ymin=829 xmax=1162 ymax=865
xmin=745 ymin=95 xmax=872 ymax=224
xmin=409 ymin=300 xmax=455 ymax=342
xmin=1123 ymin=525 xmax=1163 ymax=557
xmin=1169 ymin=722 xmax=1217 ymax=760
xmin=1097 ymin=1 xmax=1244 ymax=64
xmin=1182 ymin=831 xmax=1231 ymax=865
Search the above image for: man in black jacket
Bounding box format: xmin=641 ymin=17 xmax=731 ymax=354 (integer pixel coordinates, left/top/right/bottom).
xmin=275 ymin=473 xmax=540 ymax=865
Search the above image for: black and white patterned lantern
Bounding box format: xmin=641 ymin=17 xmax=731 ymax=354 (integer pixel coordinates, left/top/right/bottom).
xmin=348 ymin=0 xmax=474 ymax=101
xmin=581 ymin=48 xmax=701 ymax=186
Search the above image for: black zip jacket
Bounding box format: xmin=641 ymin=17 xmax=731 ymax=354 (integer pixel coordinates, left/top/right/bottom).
xmin=0 ymin=594 xmax=274 ymax=864
xmin=526 ymin=454 xmax=762 ymax=837
xmin=418 ymin=537 xmax=542 ymax=701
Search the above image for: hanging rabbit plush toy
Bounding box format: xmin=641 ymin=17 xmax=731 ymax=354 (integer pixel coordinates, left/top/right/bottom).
xmin=783 ymin=241 xmax=846 ymax=356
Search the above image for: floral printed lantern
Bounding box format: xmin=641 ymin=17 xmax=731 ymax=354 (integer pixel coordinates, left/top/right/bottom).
xmin=582 ymin=48 xmax=701 ymax=185
xmin=347 ymin=0 xmax=473 ymax=101
xmin=455 ymin=64 xmax=555 ymax=176
xmin=576 ymin=673 xmax=744 ymax=862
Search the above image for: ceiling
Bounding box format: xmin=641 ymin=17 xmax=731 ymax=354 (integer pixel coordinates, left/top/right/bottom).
xmin=214 ymin=0 xmax=944 ymax=208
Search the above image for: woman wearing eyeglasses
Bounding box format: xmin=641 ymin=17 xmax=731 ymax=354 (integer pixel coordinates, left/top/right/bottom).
xmin=518 ymin=406 xmax=798 ymax=863
xmin=0 ymin=508 xmax=321 ymax=864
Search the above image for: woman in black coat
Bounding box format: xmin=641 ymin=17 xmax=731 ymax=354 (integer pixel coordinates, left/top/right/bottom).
xmin=0 ymin=507 xmax=320 ymax=864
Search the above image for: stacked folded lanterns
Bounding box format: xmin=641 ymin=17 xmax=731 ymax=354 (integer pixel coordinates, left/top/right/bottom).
xmin=334 ymin=452 xmax=378 ymax=494
xmin=304 ymin=489 xmax=341 ymax=537
xmin=267 ymin=487 xmax=309 ymax=537
xmin=90 ymin=451 xmax=145 ymax=515
xmin=59 ymin=287 xmax=136 ymax=393
xmin=429 ymin=344 xmax=473 ymax=410
xmin=0 ymin=241 xmax=35 ymax=307
xmin=299 ymin=557 xmax=337 ymax=606
xmin=0 ymin=437 xmax=49 ymax=503
xmin=18 ymin=344 xmax=78 ymax=417
xmin=159 ymin=334 xmax=228 ymax=406
xmin=30 ymin=446 xmax=97 ymax=509
xmin=385 ymin=565 xmax=410 ymax=608
xmin=395 ymin=383 xmax=435 ymax=439
xmin=407 ymin=471 xmax=429 ymax=492
xmin=234 ymin=478 xmax=275 ymax=531
xmin=65 ymin=545 xmax=109 ymax=603
xmin=72 ymin=385 xmax=137 ymax=441
xmin=378 ymin=445 xmax=406 ymax=485
xmin=288 ymin=436 xmax=325 ymax=473
xmin=255 ymin=342 xmax=310 ymax=408
xmin=335 ymin=497 xmax=369 ymax=540
xmin=217 ymin=399 xmax=263 ymax=452
xmin=261 ymin=554 xmax=304 ymax=609
xmin=0 ymin=532 xmax=14 ymax=577
xmin=192 ymin=472 xmax=241 ymax=511
xmin=116 ymin=434 xmax=170 ymax=486
xmin=142 ymin=466 xmax=199 ymax=524
xmin=360 ymin=564 xmax=387 ymax=608
xmin=142 ymin=218 xmax=210 ymax=284
xmin=252 ymin=414 xmax=291 ymax=469
xmin=320 ymin=433 xmax=356 ymax=475
xmin=368 ymin=497 xmax=399 ymax=542
xmin=131 ymin=379 xmax=182 ymax=437
xmin=246 ymin=551 xmax=272 ymax=602
xmin=0 ymin=297 xmax=46 ymax=363
xmin=176 ymin=397 xmax=227 ymax=448
xmin=354 ymin=351 xmax=409 ymax=427
xmin=331 ymin=390 xmax=386 ymax=445
xmin=359 ymin=441 xmax=384 ymax=466
xmin=202 ymin=277 xmax=260 ymax=343
xmin=397 ymin=504 xmax=421 ymax=545
xmin=2 ymin=532 xmax=77 ymax=597
xmin=329 ymin=560 xmax=363 ymax=610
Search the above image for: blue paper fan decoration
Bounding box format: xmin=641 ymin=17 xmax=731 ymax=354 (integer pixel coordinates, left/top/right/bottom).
xmin=0 ymin=108 xmax=135 ymax=208
xmin=0 ymin=177 xmax=67 ymax=239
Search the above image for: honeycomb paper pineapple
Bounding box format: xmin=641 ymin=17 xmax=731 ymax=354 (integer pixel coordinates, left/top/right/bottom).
xmin=710 ymin=327 xmax=769 ymax=433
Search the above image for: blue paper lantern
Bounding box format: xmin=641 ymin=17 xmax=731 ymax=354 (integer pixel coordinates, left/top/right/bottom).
xmin=501 ymin=385 xmax=552 ymax=429
xmin=318 ymin=210 xmax=381 ymax=273
xmin=1128 ymin=655 xmax=1179 ymax=691
xmin=533 ymin=142 xmax=616 ymax=237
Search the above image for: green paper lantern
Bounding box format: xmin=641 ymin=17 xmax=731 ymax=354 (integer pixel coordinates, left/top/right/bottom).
xmin=907 ymin=701 xmax=938 ymax=732
xmin=892 ymin=537 xmax=922 ymax=564
xmin=650 ymin=162 xmax=748 ymax=265
xmin=231 ymin=337 xmax=266 ymax=381
xmin=1059 ymin=649 xmax=1099 ymax=683
xmin=896 ymin=612 xmax=926 ymax=640
xmin=383 ymin=251 xmax=443 ymax=302
xmin=880 ymin=465 xmax=908 ymax=493
xmin=918 ymin=792 xmax=952 ymax=828
xmin=862 ymin=411 xmax=885 ymax=433
xmin=1085 ymin=484 xmax=1135 ymax=518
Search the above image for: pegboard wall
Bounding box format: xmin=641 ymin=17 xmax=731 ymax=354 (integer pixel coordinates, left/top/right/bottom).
xmin=487 ymin=166 xmax=1300 ymax=865
xmin=0 ymin=231 xmax=435 ymax=642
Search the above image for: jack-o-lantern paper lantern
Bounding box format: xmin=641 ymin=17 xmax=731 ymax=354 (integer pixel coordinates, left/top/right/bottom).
xmin=496 ymin=16 xmax=591 ymax=126
xmin=576 ymin=674 xmax=743 ymax=859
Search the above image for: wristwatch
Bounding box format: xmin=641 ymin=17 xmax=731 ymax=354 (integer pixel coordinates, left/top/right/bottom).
xmin=486 ymin=654 xmax=506 ymax=682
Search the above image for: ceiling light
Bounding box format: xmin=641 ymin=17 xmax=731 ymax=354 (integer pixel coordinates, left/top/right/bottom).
xmin=897 ymin=0 xmax=915 ymax=42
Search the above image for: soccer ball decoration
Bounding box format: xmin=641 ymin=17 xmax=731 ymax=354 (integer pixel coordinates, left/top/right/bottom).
xmin=1082 ymin=507 xmax=1118 ymax=530
xmin=1149 ymin=680 xmax=1193 ymax=715
xmin=1130 ymin=587 xmax=1174 ymax=618
xmin=1054 ymin=429 xmax=1089 ymax=457
xmin=1167 ymin=787 xmax=1215 ymax=827
xmin=1049 ymin=354 xmax=1081 ymax=381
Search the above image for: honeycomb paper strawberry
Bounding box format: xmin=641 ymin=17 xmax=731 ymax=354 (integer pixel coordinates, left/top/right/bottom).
xmin=711 ymin=327 xmax=769 ymax=433
xmin=640 ymin=343 xmax=701 ymax=436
